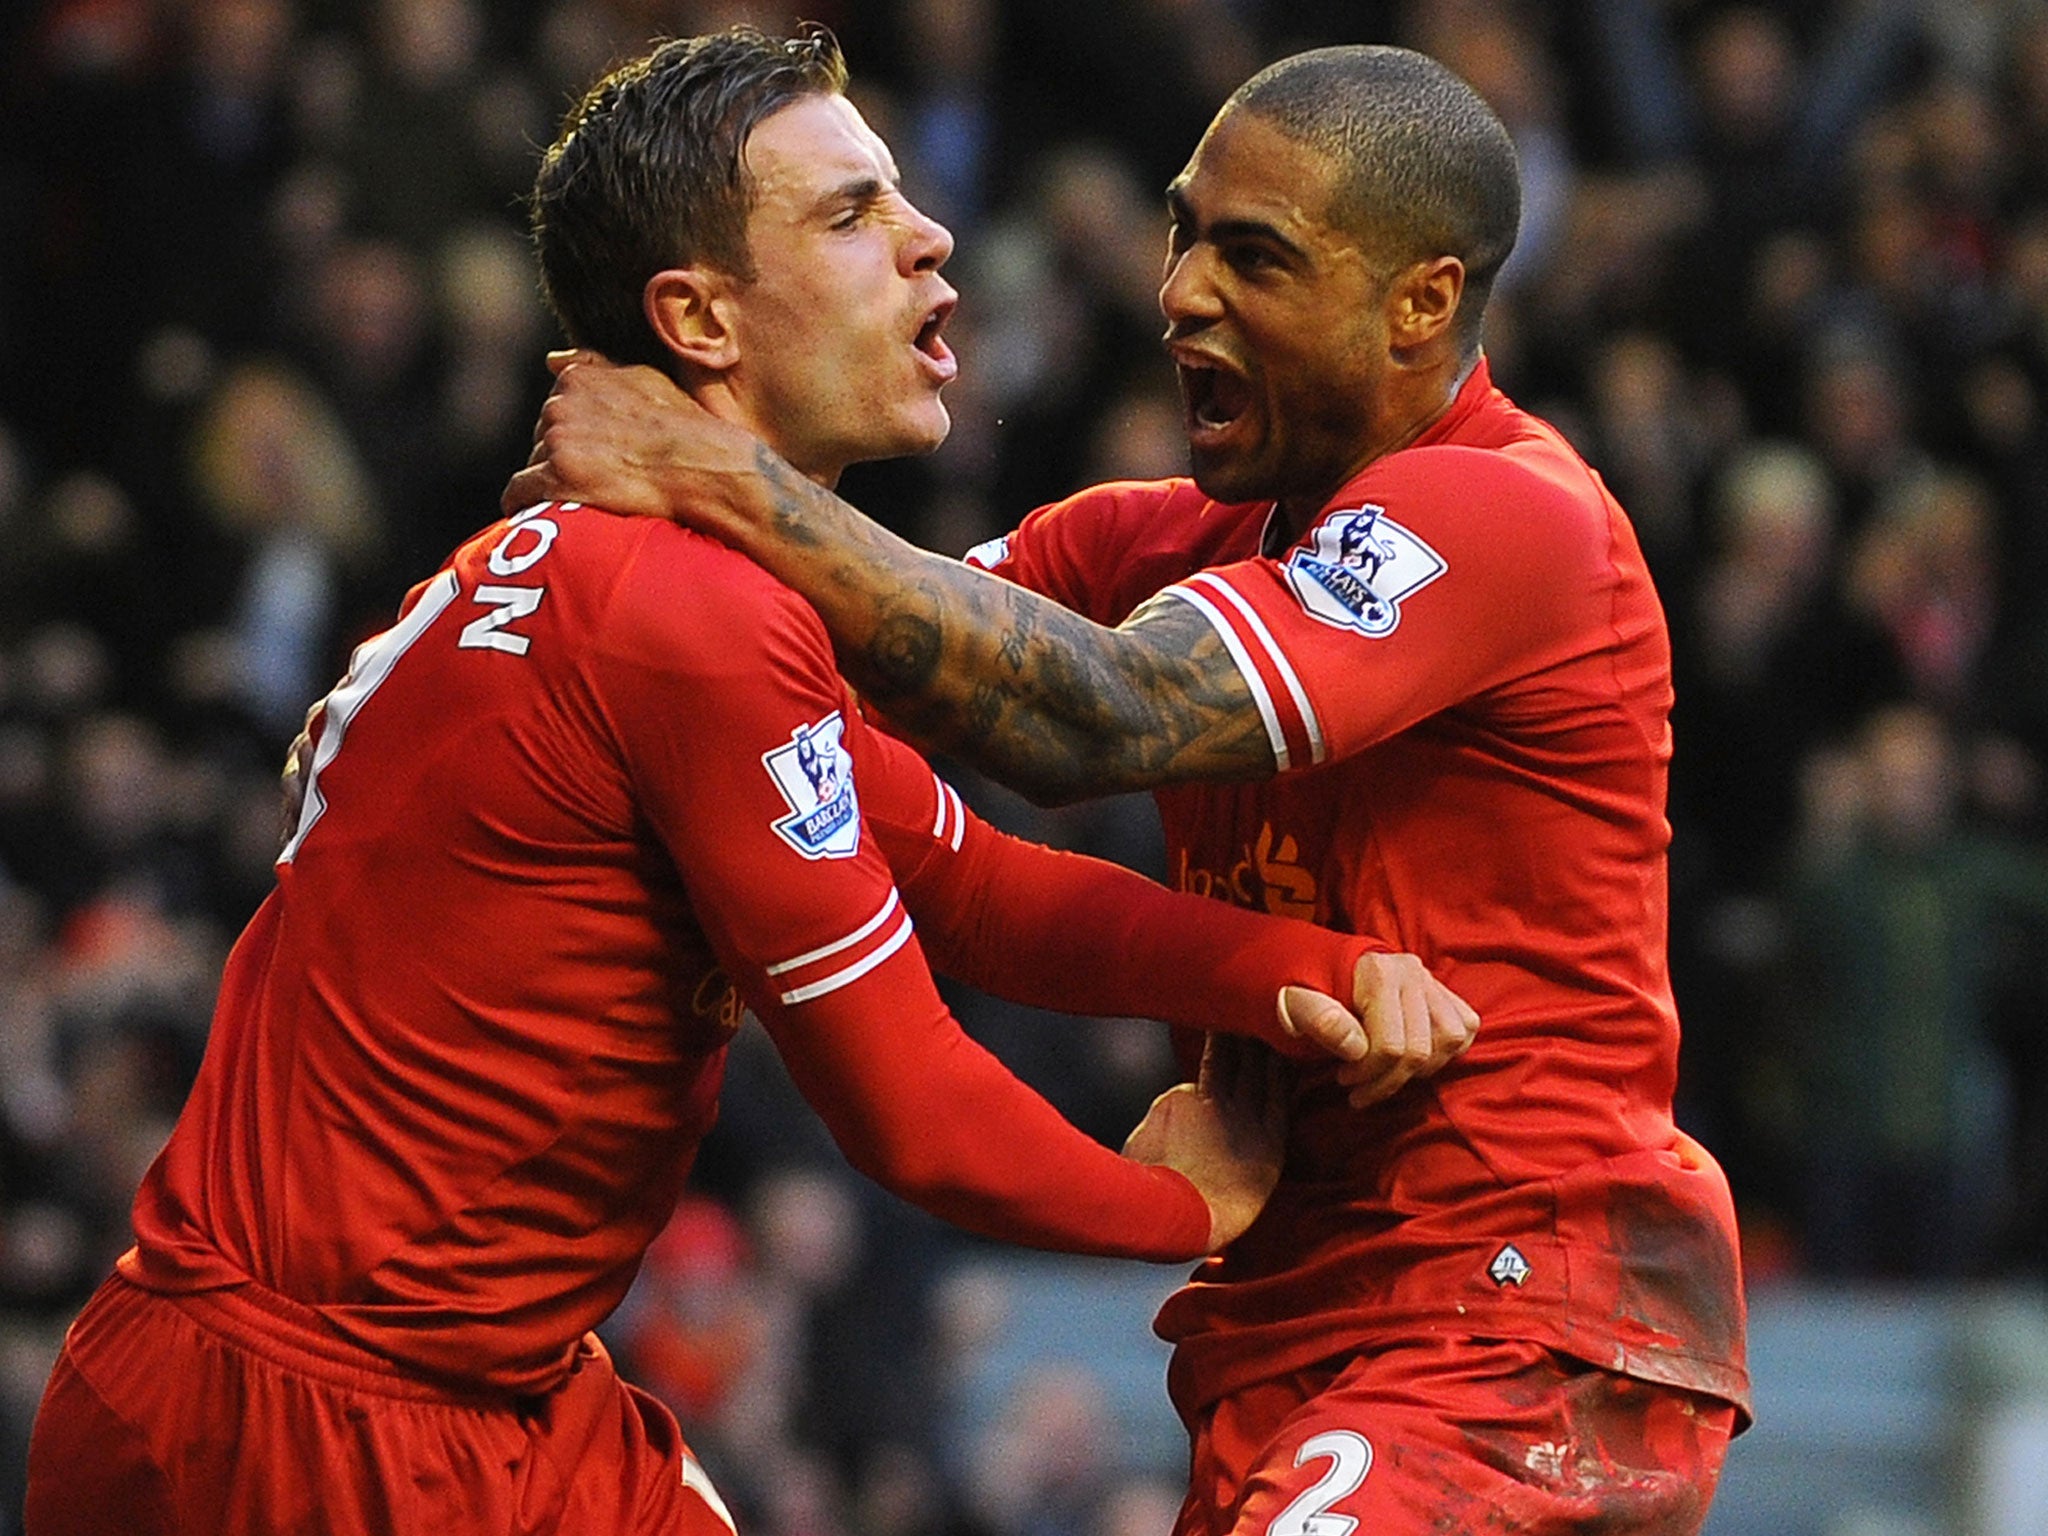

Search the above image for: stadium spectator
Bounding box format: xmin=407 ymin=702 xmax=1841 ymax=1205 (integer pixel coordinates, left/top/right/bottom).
xmin=1781 ymin=704 xmax=2048 ymax=1276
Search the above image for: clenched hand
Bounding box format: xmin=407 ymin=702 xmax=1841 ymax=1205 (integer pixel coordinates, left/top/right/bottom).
xmin=1277 ymin=950 xmax=1478 ymax=1108
xmin=1122 ymin=1033 xmax=1289 ymax=1252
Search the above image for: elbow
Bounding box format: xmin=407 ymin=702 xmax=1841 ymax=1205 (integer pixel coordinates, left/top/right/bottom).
xmin=841 ymin=1125 xmax=954 ymax=1204
xmin=839 ymin=1118 xmax=1021 ymax=1235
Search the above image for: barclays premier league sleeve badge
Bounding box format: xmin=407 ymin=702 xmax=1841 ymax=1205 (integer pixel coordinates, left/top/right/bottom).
xmin=962 ymin=532 xmax=1011 ymax=571
xmin=762 ymin=712 xmax=862 ymax=860
xmin=1283 ymin=504 xmax=1446 ymax=638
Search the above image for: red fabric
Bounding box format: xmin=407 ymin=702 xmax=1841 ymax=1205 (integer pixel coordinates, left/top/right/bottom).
xmin=1173 ymin=1335 xmax=1736 ymax=1536
xmin=870 ymin=763 xmax=1374 ymax=1057
xmin=25 ymin=1273 xmax=734 ymax=1536
xmin=124 ymin=504 xmax=1340 ymax=1400
xmin=971 ymin=358 xmax=1752 ymax=1424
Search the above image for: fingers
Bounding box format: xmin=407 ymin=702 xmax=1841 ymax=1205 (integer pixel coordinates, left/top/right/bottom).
xmin=1338 ymin=953 xmax=1424 ymax=1108
xmin=1339 ymin=953 xmax=1481 ymax=1110
xmin=1151 ymin=1035 xmax=1291 ymax=1252
xmin=513 ymin=376 xmax=574 ymax=511
xmin=502 ymin=463 xmax=552 ymax=516
xmin=1195 ymin=1029 xmax=1235 ymax=1102
xmin=1277 ymin=986 xmax=1370 ymax=1063
xmin=1199 ymin=1034 xmax=1289 ymax=1135
xmin=1372 ymin=965 xmax=1430 ymax=1106
xmin=1430 ymin=977 xmax=1481 ymax=1060
xmin=278 ymin=716 xmax=318 ymax=852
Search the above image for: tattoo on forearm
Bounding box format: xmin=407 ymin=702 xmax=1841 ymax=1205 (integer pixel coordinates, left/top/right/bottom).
xmin=756 ymin=443 xmax=825 ymax=549
xmin=854 ymin=574 xmax=1274 ymax=803
xmin=868 ymin=610 xmax=942 ymax=693
xmin=728 ymin=463 xmax=1275 ymax=802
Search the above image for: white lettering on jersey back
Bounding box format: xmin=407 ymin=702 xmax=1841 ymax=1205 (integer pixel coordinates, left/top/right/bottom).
xmin=488 ymin=508 xmax=560 ymax=575
xmin=680 ymin=1451 xmax=738 ymax=1535
xmin=762 ymin=712 xmax=862 ymax=860
xmin=280 ymin=568 xmax=462 ymax=863
xmin=1283 ymin=505 xmax=1445 ymax=638
xmin=458 ymin=585 xmax=545 ymax=655
xmin=459 ymin=505 xmax=563 ymax=655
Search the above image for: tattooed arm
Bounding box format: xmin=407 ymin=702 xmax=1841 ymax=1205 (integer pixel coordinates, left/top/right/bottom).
xmin=507 ymin=352 xmax=1275 ymax=803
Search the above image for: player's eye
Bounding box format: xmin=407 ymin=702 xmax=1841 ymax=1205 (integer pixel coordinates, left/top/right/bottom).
xmin=1226 ymin=243 xmax=1278 ymax=275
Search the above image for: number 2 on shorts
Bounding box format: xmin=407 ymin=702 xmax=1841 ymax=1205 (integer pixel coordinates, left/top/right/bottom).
xmin=1268 ymin=1431 xmax=1373 ymax=1536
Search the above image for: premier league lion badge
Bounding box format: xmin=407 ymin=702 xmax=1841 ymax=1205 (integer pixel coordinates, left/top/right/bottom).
xmin=763 ymin=712 xmax=861 ymax=860
xmin=1283 ymin=504 xmax=1446 ymax=638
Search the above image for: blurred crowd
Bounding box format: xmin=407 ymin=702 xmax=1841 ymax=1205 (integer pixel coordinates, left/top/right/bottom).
xmin=5 ymin=0 xmax=2048 ymax=1531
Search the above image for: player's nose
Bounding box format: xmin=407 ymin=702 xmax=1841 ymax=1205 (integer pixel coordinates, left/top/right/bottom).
xmin=1159 ymin=244 xmax=1221 ymax=326
xmin=902 ymin=200 xmax=954 ymax=274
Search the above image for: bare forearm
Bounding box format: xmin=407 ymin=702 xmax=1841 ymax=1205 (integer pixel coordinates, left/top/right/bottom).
xmin=721 ymin=448 xmax=1272 ymax=802
xmin=510 ymin=354 xmax=1273 ymax=796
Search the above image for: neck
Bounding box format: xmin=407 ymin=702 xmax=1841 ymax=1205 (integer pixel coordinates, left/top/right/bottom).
xmin=694 ymin=376 xmax=844 ymax=489
xmin=1275 ymin=349 xmax=1480 ymax=538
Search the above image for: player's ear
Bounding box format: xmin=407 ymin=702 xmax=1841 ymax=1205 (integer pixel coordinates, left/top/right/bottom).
xmin=644 ymin=268 xmax=740 ymax=373
xmin=1388 ymin=256 xmax=1464 ymax=353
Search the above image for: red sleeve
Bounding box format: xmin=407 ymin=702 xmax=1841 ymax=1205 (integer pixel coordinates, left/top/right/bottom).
xmin=1150 ymin=447 xmax=1636 ymax=771
xmin=960 ymin=501 xmax=1096 ymax=611
xmin=963 ymin=479 xmax=1227 ymax=625
xmin=594 ymin=535 xmax=1212 ymax=1260
xmin=851 ymin=726 xmax=1371 ymax=1056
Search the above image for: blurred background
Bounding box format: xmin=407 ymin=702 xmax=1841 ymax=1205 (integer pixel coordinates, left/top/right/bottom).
xmin=3 ymin=0 xmax=2048 ymax=1531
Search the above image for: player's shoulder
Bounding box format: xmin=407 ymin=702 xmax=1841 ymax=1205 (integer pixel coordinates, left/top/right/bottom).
xmin=484 ymin=500 xmax=821 ymax=652
xmin=995 ymin=476 xmax=1259 ymax=562
xmin=1367 ymin=423 xmax=1618 ymax=555
xmin=485 ymin=500 xmax=752 ymax=573
xmin=548 ymin=502 xmax=807 ymax=604
xmin=1048 ymin=476 xmax=1225 ymax=528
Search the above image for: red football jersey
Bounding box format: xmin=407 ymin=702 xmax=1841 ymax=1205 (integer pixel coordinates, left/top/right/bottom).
xmin=123 ymin=505 xmax=1371 ymax=1396
xmin=967 ymin=358 xmax=1751 ymax=1420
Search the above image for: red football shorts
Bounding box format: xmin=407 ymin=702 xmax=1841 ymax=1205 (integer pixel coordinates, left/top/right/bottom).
xmin=25 ymin=1273 xmax=739 ymax=1536
xmin=1174 ymin=1335 xmax=1737 ymax=1536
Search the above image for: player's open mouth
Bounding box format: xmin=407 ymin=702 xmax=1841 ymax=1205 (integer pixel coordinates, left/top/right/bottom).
xmin=914 ymin=300 xmax=958 ymax=383
xmin=1179 ymin=360 xmax=1252 ymax=445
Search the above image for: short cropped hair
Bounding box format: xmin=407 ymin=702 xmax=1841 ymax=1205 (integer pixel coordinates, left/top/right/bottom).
xmin=1228 ymin=46 xmax=1520 ymax=344
xmin=530 ymin=26 xmax=848 ymax=370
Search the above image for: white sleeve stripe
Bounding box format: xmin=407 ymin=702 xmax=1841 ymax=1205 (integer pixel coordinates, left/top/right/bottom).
xmin=779 ymin=914 xmax=916 ymax=1004
xmin=764 ymin=890 xmax=902 ymax=976
xmin=1157 ymin=584 xmax=1292 ymax=772
xmin=944 ymin=781 xmax=966 ymax=851
xmin=927 ymin=774 xmax=967 ymax=851
xmin=1183 ymin=571 xmax=1326 ymax=766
